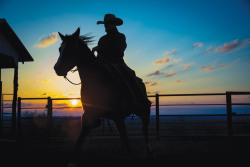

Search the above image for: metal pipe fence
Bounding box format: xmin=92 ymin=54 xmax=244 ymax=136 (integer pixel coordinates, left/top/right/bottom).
xmin=15 ymin=91 xmax=250 ymax=139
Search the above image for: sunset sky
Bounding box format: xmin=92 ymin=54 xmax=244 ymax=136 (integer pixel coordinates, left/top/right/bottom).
xmin=1 ymin=0 xmax=250 ymax=100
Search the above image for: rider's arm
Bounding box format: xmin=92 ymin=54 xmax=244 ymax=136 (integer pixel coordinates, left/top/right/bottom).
xmin=92 ymin=46 xmax=98 ymax=53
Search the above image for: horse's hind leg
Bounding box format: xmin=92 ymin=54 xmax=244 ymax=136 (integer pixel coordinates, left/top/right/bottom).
xmin=139 ymin=108 xmax=153 ymax=155
xmin=114 ymin=119 xmax=130 ymax=154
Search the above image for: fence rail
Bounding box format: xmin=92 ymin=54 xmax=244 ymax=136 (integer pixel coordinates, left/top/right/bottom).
xmin=13 ymin=91 xmax=250 ymax=139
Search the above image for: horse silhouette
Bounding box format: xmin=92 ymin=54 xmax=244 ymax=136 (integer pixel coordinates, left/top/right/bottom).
xmin=54 ymin=28 xmax=152 ymax=161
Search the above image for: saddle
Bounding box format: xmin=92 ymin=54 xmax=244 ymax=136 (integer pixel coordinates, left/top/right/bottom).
xmin=100 ymin=63 xmax=151 ymax=110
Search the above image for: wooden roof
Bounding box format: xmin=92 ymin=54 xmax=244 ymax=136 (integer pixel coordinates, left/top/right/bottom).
xmin=0 ymin=19 xmax=33 ymax=65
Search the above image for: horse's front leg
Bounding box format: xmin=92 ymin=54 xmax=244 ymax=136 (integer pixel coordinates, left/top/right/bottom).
xmin=74 ymin=123 xmax=90 ymax=158
xmin=69 ymin=115 xmax=91 ymax=166
xmin=114 ymin=119 xmax=131 ymax=154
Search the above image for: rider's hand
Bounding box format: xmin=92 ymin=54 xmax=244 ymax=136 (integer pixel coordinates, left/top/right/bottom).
xmin=92 ymin=46 xmax=98 ymax=56
xmin=92 ymin=46 xmax=98 ymax=53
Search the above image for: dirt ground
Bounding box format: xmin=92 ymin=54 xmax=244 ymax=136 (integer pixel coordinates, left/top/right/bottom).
xmin=1 ymin=136 xmax=250 ymax=167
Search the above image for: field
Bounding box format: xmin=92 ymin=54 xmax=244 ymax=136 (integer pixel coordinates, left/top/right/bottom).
xmin=17 ymin=115 xmax=250 ymax=140
xmin=1 ymin=116 xmax=250 ymax=167
xmin=1 ymin=135 xmax=250 ymax=167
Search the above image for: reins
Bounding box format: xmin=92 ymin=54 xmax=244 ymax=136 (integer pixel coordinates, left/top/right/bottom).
xmin=64 ymin=60 xmax=97 ymax=86
xmin=64 ymin=67 xmax=81 ymax=85
xmin=64 ymin=75 xmax=81 ymax=85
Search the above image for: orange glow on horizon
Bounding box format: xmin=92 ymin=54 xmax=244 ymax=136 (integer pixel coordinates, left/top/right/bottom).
xmin=70 ymin=100 xmax=79 ymax=106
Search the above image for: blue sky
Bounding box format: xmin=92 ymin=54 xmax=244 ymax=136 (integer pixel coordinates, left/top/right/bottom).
xmin=1 ymin=0 xmax=250 ymax=98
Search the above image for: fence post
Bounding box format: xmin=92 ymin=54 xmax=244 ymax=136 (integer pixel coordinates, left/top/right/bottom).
xmin=12 ymin=67 xmax=18 ymax=137
xmin=156 ymin=94 xmax=160 ymax=140
xmin=47 ymin=97 xmax=52 ymax=120
xmin=47 ymin=97 xmax=52 ymax=141
xmin=17 ymin=97 xmax=21 ymax=141
xmin=226 ymin=92 xmax=233 ymax=137
xmin=0 ymin=80 xmax=2 ymax=135
xmin=17 ymin=97 xmax=21 ymax=120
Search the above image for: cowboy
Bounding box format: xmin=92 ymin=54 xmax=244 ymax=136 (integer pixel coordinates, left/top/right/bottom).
xmin=92 ymin=14 xmax=125 ymax=64
xmin=92 ymin=14 xmax=150 ymax=109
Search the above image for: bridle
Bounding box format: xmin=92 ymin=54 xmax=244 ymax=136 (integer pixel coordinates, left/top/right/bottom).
xmin=62 ymin=39 xmax=96 ymax=86
xmin=61 ymin=39 xmax=82 ymax=86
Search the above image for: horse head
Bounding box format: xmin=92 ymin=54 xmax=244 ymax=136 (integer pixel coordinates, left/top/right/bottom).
xmin=54 ymin=28 xmax=94 ymax=77
xmin=54 ymin=28 xmax=81 ymax=76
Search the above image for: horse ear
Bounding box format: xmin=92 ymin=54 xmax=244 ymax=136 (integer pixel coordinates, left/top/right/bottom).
xmin=73 ymin=27 xmax=80 ymax=37
xmin=58 ymin=32 xmax=65 ymax=40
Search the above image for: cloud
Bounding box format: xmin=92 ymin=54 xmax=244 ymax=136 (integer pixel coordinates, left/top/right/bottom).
xmin=217 ymin=59 xmax=239 ymax=69
xmin=4 ymin=102 xmax=33 ymax=108
xmin=165 ymin=64 xmax=175 ymax=69
xmin=22 ymin=103 xmax=33 ymax=107
xmin=192 ymin=42 xmax=203 ymax=49
xmin=63 ymin=92 xmax=74 ymax=97
xmin=42 ymin=79 xmax=49 ymax=83
xmin=144 ymin=81 xmax=158 ymax=87
xmin=216 ymin=39 xmax=250 ymax=52
xmin=148 ymin=68 xmax=177 ymax=77
xmin=199 ymin=65 xmax=215 ymax=72
xmin=146 ymin=91 xmax=161 ymax=95
xmin=217 ymin=64 xmax=226 ymax=68
xmin=173 ymin=58 xmax=182 ymax=64
xmin=148 ymin=69 xmax=163 ymax=76
xmin=183 ymin=62 xmax=194 ymax=70
xmin=164 ymin=70 xmax=177 ymax=77
xmin=40 ymin=92 xmax=47 ymax=96
xmin=153 ymin=56 xmax=171 ymax=65
xmin=163 ymin=49 xmax=176 ymax=56
xmin=165 ymin=58 xmax=182 ymax=69
xmin=199 ymin=59 xmax=239 ymax=72
xmin=35 ymin=32 xmax=58 ymax=48
xmin=153 ymin=49 xmax=177 ymax=66
xmin=203 ymin=46 xmax=214 ymax=53
xmin=54 ymin=103 xmax=70 ymax=107
xmin=173 ymin=80 xmax=182 ymax=83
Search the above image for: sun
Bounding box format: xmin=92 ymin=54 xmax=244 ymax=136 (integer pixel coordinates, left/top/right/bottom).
xmin=70 ymin=100 xmax=79 ymax=106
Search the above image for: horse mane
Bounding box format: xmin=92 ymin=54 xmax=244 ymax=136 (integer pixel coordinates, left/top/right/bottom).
xmin=79 ymin=34 xmax=94 ymax=45
xmin=62 ymin=33 xmax=94 ymax=46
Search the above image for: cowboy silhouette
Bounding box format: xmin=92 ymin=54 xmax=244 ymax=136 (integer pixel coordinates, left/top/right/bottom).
xmin=54 ymin=16 xmax=153 ymax=166
xmin=92 ymin=14 xmax=150 ymax=109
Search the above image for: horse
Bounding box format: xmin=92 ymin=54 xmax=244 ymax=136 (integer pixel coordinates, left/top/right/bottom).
xmin=54 ymin=28 xmax=152 ymax=161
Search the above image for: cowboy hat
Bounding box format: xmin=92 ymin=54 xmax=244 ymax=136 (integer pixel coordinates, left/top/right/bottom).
xmin=97 ymin=14 xmax=123 ymax=26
